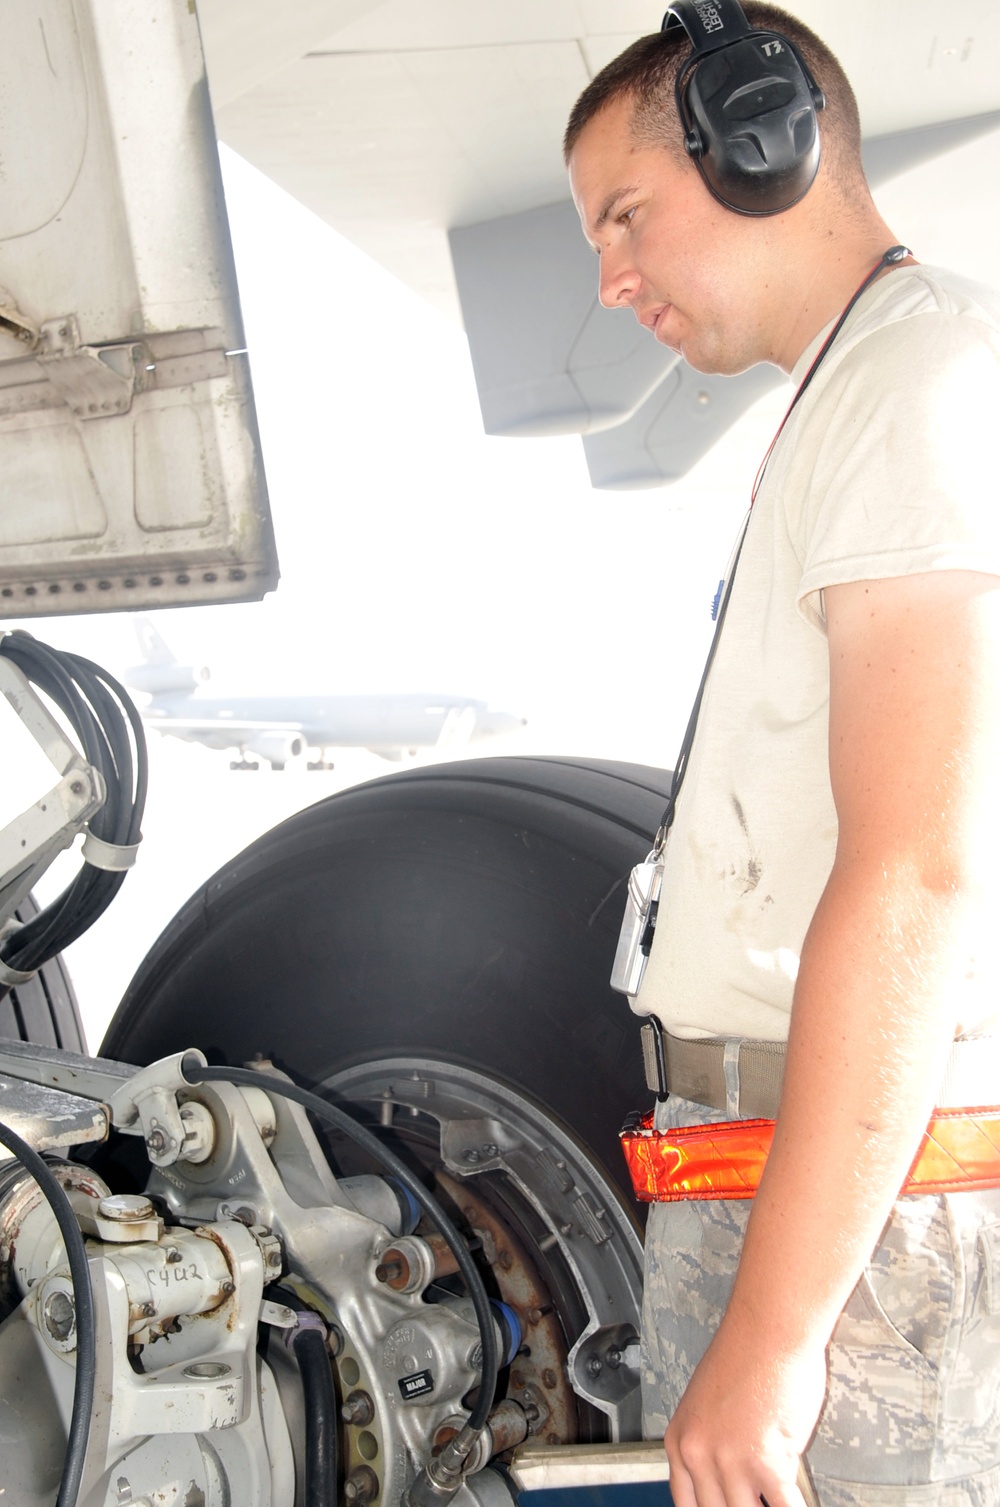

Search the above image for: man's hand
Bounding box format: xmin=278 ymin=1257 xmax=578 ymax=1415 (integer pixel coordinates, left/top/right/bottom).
xmin=664 ymin=1315 xmax=826 ymax=1507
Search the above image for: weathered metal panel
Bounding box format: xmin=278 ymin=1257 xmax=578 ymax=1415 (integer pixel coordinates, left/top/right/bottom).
xmin=0 ymin=0 xmax=278 ymax=615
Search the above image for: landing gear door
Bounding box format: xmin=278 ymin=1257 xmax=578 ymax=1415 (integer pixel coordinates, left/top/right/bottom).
xmin=0 ymin=0 xmax=278 ymax=617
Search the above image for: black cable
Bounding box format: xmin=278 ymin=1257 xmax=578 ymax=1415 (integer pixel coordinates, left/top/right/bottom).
xmin=0 ymin=1120 xmax=95 ymax=1507
xmin=182 ymin=1061 xmax=501 ymax=1435
xmin=0 ymin=632 xmax=148 ymax=992
xmin=291 ymin=1322 xmax=339 ymax=1507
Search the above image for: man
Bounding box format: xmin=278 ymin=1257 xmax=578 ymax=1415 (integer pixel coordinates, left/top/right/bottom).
xmin=564 ymin=6 xmax=1000 ymax=1505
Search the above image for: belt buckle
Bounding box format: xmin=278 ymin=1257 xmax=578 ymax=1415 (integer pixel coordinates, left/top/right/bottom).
xmin=640 ymin=1018 xmax=669 ymax=1100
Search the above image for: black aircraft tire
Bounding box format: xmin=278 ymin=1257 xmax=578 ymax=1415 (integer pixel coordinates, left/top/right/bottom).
xmin=102 ymin=755 xmax=672 ymax=1209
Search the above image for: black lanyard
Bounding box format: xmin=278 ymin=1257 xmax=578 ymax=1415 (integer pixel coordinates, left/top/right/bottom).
xmin=649 ymin=245 xmax=912 ymax=856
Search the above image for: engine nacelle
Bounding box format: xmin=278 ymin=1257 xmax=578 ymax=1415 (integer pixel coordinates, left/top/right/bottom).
xmin=243 ymin=731 xmax=307 ymax=769
xmin=125 ymin=662 xmax=210 ymax=697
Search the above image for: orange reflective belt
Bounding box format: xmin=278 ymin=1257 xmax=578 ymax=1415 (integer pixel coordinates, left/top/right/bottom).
xmin=620 ymin=1105 xmax=1000 ymax=1202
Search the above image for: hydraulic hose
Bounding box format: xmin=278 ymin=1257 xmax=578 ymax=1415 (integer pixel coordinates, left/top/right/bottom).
xmin=290 ymin=1316 xmax=339 ymax=1507
xmin=0 ymin=632 xmax=148 ymax=993
xmin=182 ymin=1061 xmax=501 ymax=1435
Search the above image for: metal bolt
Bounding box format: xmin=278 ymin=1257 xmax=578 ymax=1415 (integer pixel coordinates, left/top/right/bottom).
xmin=43 ymin=1289 xmax=76 ymax=1342
xmin=145 ymin=1127 xmax=168 ymax=1155
xmin=375 ymin=1258 xmax=405 ymax=1285
xmin=344 ymin=1467 xmax=379 ymax=1504
xmin=99 ymin=1194 xmax=155 ymax=1222
xmin=220 ymin=1280 xmax=235 ymax=1297
xmin=166 ymin=1247 xmax=182 ymax=1264
xmin=69 ymin=780 xmax=85 ymax=796
xmin=217 ymin=1202 xmax=257 ymax=1226
xmin=462 ymin=1149 xmax=480 ymax=1164
xmin=341 ymin=1389 xmax=375 ymax=1426
xmin=605 ymin=1347 xmax=622 ymax=1370
xmin=481 ymin=1143 xmax=498 ymax=1158
xmin=586 ymin=1355 xmax=603 ymax=1378
xmin=141 ymin=1302 xmax=156 ymax=1318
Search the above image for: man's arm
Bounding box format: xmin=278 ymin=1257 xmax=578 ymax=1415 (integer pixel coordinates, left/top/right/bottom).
xmin=663 ymin=568 xmax=1000 ymax=1507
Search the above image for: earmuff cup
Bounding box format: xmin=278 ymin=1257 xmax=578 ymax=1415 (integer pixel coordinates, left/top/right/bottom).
xmin=665 ymin=3 xmax=825 ymax=216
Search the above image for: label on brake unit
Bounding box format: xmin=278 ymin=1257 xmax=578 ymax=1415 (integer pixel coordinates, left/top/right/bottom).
xmin=398 ymin=1369 xmax=435 ymax=1400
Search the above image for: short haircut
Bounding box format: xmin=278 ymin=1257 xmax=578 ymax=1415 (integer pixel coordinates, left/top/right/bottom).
xmin=563 ymin=3 xmax=864 ymax=193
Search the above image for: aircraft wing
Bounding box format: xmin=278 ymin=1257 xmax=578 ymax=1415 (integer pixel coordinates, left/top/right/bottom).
xmin=143 ymin=714 xmax=306 ymax=734
xmin=198 ymin=1 xmax=1000 ymax=488
xmin=142 ymin=708 xmax=310 ymax=767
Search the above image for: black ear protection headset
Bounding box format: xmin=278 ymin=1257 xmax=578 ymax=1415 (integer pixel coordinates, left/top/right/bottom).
xmin=661 ymin=0 xmax=825 ymax=215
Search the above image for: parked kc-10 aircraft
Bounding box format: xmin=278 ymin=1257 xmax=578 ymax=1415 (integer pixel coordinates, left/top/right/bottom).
xmin=124 ymin=618 xmax=526 ymax=769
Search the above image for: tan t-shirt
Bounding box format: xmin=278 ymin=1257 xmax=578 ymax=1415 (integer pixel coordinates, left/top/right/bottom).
xmin=635 ymin=265 xmax=1000 ymax=1042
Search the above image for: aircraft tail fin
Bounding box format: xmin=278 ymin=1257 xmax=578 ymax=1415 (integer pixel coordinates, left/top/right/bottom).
xmin=435 ymin=705 xmax=478 ymax=750
xmin=134 ymin=616 xmax=176 ymax=667
xmin=125 ymin=617 xmax=210 ymax=697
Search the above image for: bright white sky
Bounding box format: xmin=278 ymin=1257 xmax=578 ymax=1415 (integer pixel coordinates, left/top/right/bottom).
xmin=14 ymin=123 xmax=1000 ymax=1049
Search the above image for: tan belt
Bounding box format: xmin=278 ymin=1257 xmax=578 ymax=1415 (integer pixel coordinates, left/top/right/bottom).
xmin=661 ymin=1032 xmax=998 ymax=1119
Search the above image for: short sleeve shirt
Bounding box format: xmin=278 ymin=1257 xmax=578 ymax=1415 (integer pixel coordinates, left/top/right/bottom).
xmin=635 ymin=265 xmax=1000 ymax=1042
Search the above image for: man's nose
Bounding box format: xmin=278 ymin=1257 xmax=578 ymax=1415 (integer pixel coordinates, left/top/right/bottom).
xmin=598 ymin=250 xmax=637 ymax=310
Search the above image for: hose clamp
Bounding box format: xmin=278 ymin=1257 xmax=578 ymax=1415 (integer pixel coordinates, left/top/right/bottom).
xmin=82 ymin=833 xmax=142 ymax=872
xmin=0 ymin=920 xmax=34 ymax=986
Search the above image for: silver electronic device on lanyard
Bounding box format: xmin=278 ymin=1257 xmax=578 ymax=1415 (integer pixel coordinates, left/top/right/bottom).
xmin=609 ymin=848 xmax=664 ymax=997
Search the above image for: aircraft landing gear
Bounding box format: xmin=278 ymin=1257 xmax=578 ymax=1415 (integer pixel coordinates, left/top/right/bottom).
xmin=103 ymin=756 xmax=676 ymax=1459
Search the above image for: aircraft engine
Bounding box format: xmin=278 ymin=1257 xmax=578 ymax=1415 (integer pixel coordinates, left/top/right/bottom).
xmin=125 ymin=662 xmax=211 ymax=697
xmin=242 ymin=732 xmax=307 ymax=770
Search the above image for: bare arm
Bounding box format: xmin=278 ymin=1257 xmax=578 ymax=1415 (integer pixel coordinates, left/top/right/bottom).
xmin=664 ymin=568 xmax=1000 ymax=1507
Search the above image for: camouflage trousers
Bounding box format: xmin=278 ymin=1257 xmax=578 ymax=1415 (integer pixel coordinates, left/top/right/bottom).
xmin=641 ymin=1095 xmax=1000 ymax=1505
